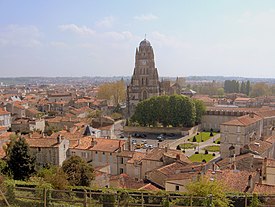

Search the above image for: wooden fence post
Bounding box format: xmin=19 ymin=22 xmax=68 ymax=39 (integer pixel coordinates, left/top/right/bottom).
xmin=141 ymin=192 xmax=144 ymax=207
xmin=83 ymin=190 xmax=87 ymax=207
xmin=245 ymin=193 xmax=248 ymax=207
xmin=190 ymin=195 xmax=193 ymax=207
xmin=43 ymin=188 xmax=47 ymax=207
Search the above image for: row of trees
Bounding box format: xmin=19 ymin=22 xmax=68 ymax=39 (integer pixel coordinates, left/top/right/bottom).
xmin=131 ymin=95 xmax=205 ymax=127
xmin=224 ymin=80 xmax=250 ymax=95
xmin=1 ymin=137 xmax=94 ymax=188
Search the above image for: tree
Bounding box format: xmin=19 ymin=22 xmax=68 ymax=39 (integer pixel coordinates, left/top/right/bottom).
xmin=251 ymin=82 xmax=269 ymax=97
xmin=193 ymin=99 xmax=206 ymax=124
xmin=186 ymin=177 xmax=231 ymax=207
xmin=131 ymin=94 xmax=196 ymax=127
xmin=97 ymin=80 xmax=126 ymax=105
xmin=62 ymin=155 xmax=94 ymax=186
xmin=6 ymin=137 xmax=36 ymax=180
xmin=246 ymin=80 xmax=251 ymax=96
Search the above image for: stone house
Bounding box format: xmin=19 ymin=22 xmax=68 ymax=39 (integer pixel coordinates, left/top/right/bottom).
xmin=11 ymin=118 xmax=45 ymax=133
xmin=68 ymin=136 xmax=126 ymax=175
xmin=26 ymin=135 xmax=69 ymax=166
xmin=0 ymin=108 xmax=11 ymax=128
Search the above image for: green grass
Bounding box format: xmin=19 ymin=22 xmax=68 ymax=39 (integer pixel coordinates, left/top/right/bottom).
xmin=188 ymin=153 xmax=215 ymax=162
xmin=214 ymin=137 xmax=221 ymax=144
xmin=179 ymin=143 xmax=197 ymax=149
xmin=188 ymin=132 xmax=217 ymax=143
xmin=203 ymin=145 xmax=220 ymax=152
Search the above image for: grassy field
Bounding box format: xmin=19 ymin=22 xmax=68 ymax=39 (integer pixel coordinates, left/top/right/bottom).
xmin=188 ymin=153 xmax=215 ymax=162
xmin=203 ymin=145 xmax=220 ymax=152
xmin=187 ymin=132 xmax=217 ymax=143
xmin=179 ymin=143 xmax=197 ymax=149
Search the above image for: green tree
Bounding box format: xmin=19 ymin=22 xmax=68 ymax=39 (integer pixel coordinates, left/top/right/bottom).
xmin=6 ymin=137 xmax=36 ymax=180
xmin=62 ymin=155 xmax=94 ymax=187
xmin=251 ymin=82 xmax=269 ymax=97
xmin=193 ymin=99 xmax=206 ymax=124
xmin=186 ymin=177 xmax=231 ymax=207
xmin=246 ymin=80 xmax=251 ymax=96
xmin=131 ymin=95 xmax=196 ymax=127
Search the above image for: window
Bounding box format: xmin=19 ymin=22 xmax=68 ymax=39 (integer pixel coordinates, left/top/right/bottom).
xmin=120 ymin=168 xmax=124 ymax=174
xmin=38 ymin=147 xmax=41 ymax=152
xmin=95 ymin=151 xmax=98 ymax=154
xmin=237 ymin=126 xmax=241 ymax=133
xmin=120 ymin=157 xmax=124 ymax=164
xmin=175 ymin=185 xmax=180 ymax=191
xmin=103 ymin=152 xmax=105 ymax=155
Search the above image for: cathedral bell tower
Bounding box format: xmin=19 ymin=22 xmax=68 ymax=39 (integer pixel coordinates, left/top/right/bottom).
xmin=127 ymin=39 xmax=160 ymax=112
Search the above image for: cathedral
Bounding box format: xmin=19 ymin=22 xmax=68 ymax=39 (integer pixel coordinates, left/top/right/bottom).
xmin=128 ymin=39 xmax=160 ymax=107
xmin=127 ymin=38 xmax=184 ymax=115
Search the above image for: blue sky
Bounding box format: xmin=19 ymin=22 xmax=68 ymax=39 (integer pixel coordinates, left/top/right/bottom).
xmin=1 ymin=0 xmax=275 ymax=78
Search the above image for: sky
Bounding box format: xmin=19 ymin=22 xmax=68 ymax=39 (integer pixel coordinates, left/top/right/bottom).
xmin=1 ymin=1 xmax=275 ymax=78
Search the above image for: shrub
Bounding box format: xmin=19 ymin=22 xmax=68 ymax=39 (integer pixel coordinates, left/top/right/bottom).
xmin=212 ymin=153 xmax=216 ymax=156
xmin=210 ymin=132 xmax=214 ymax=137
xmin=195 ymin=151 xmax=199 ymax=154
xmin=217 ymin=141 xmax=220 ymax=144
xmin=192 ymin=136 xmax=197 ymax=142
xmin=205 ymin=150 xmax=209 ymax=155
xmin=202 ymin=159 xmax=206 ymax=163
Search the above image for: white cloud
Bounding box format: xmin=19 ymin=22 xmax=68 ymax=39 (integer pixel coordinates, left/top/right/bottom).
xmin=150 ymin=31 xmax=191 ymax=49
xmin=134 ymin=14 xmax=158 ymax=21
xmin=0 ymin=25 xmax=42 ymax=48
xmin=50 ymin=41 xmax=68 ymax=48
xmin=96 ymin=16 xmax=115 ymax=28
xmin=58 ymin=24 xmax=95 ymax=35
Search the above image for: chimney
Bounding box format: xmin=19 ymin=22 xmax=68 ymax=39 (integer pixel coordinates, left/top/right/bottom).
xmin=263 ymin=157 xmax=267 ymax=181
xmin=232 ymin=154 xmax=236 ymax=171
xmin=164 ymin=146 xmax=168 ymax=153
xmin=91 ymin=137 xmax=96 ymax=147
xmin=128 ymin=136 xmax=131 ymax=151
xmin=176 ymin=154 xmax=180 ymax=160
xmin=57 ymin=135 xmax=62 ymax=144
xmin=258 ymin=168 xmax=263 ymax=184
xmin=247 ymin=174 xmax=253 ymax=189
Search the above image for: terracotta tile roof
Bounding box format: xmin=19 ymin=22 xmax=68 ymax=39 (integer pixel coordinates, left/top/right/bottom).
xmin=249 ymin=140 xmax=272 ymax=155
xmin=26 ymin=138 xmax=61 ymax=148
xmin=234 ymin=97 xmax=252 ymax=102
xmin=109 ymin=174 xmax=147 ymax=190
xmin=216 ymin=153 xmax=263 ymax=171
xmin=265 ymin=136 xmax=275 ymax=143
xmin=266 ymin=159 xmax=275 ymax=167
xmin=0 ymin=108 xmax=10 ymax=115
xmin=70 ymin=136 xmax=126 ymax=153
xmin=205 ymin=169 xmax=256 ymax=193
xmin=0 ymin=132 xmax=15 ymax=141
xmin=253 ymin=183 xmax=275 ymax=194
xmin=221 ymin=114 xmax=262 ymax=126
xmin=255 ymin=110 xmax=275 ymax=118
xmin=127 ymin=152 xmax=146 ymax=164
xmin=143 ymin=148 xmax=191 ymax=164
xmin=138 ymin=183 xmax=161 ymax=191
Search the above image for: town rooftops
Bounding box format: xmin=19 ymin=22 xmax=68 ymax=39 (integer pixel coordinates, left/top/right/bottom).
xmin=70 ymin=136 xmax=125 ymax=153
xmin=221 ymin=114 xmax=262 ymax=126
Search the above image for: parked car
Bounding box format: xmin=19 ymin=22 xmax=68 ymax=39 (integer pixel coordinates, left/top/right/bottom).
xmin=157 ymin=134 xmax=164 ymax=141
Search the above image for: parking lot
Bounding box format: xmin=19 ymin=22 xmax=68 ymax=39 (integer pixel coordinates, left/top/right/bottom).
xmin=127 ymin=133 xmax=183 ymax=151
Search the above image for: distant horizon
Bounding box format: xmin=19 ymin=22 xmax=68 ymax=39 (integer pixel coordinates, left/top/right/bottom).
xmin=1 ymin=1 xmax=275 ymax=78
